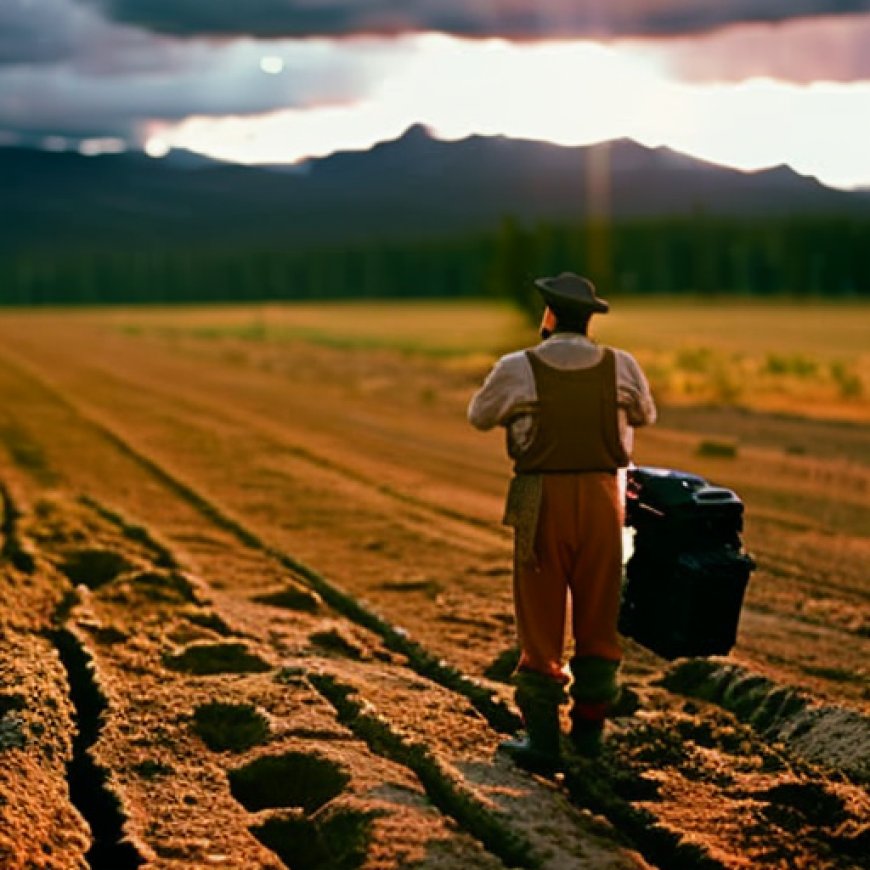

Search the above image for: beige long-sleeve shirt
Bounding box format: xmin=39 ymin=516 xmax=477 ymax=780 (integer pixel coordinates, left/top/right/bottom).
xmin=467 ymin=333 xmax=656 ymax=459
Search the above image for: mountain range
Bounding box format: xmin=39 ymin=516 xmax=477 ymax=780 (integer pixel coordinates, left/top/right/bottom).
xmin=3 ymin=125 xmax=869 ymax=254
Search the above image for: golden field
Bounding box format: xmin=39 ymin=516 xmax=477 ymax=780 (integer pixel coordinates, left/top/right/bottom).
xmin=0 ymin=300 xmax=867 ymax=869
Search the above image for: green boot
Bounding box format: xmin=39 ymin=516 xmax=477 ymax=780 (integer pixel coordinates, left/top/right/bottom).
xmin=568 ymin=656 xmax=619 ymax=758
xmin=499 ymin=670 xmax=565 ymax=774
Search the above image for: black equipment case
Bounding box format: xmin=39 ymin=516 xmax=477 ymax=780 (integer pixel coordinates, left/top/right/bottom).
xmin=619 ymin=466 xmax=755 ymax=659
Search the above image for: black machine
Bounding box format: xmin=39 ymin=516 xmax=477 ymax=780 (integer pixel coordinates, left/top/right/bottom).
xmin=619 ymin=466 xmax=755 ymax=659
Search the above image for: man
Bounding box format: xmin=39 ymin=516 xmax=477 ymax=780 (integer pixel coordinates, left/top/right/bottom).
xmin=468 ymin=272 xmax=656 ymax=771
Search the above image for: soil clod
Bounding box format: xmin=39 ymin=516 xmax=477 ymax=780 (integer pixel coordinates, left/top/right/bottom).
xmin=662 ymin=659 xmax=870 ymax=783
xmin=309 ymin=628 xmax=366 ymax=660
xmin=183 ymin=608 xmax=233 ymax=636
xmin=483 ymin=647 xmax=520 ymax=683
xmin=126 ymin=569 xmax=199 ymax=604
xmin=59 ymin=548 xmax=131 ymax=590
xmin=254 ymin=585 xmax=323 ymax=613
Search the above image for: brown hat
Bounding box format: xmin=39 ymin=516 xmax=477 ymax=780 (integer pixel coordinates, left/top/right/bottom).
xmin=534 ymin=272 xmax=609 ymax=315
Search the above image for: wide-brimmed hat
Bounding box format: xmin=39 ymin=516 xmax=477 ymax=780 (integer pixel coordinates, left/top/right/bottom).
xmin=534 ymin=272 xmax=609 ymax=315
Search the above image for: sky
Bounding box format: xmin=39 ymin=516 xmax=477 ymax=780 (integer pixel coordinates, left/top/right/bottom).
xmin=3 ymin=1 xmax=870 ymax=188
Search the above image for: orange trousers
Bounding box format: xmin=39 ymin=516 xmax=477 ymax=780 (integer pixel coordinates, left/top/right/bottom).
xmin=514 ymin=472 xmax=623 ymax=680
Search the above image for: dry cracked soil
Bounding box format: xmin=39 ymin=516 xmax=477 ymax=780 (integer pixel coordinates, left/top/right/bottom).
xmin=0 ymin=313 xmax=868 ymax=869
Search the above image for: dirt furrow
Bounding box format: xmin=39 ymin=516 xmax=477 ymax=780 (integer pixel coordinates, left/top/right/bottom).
xmin=7 ymin=489 xmax=513 ymax=868
xmin=2 ymin=325 xmax=507 ymax=535
xmin=3 ymin=319 xmax=868 ymax=709
xmin=4 ymin=471 xmax=652 ymax=869
xmin=2 ymin=317 xmax=870 ymax=868
xmin=52 ymin=343 xmax=870 ymax=702
xmin=10 ymin=442 xmax=868 ymax=867
xmin=50 ymin=625 xmax=146 ymax=869
xmin=2 ymin=349 xmax=520 ymax=730
xmin=0 ymin=341 xmax=516 ymax=676
xmin=82 ymin=358 xmax=504 ymax=552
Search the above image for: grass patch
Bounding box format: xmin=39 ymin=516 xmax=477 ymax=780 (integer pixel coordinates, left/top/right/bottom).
xmin=117 ymin=301 xmax=527 ymax=359
xmin=106 ymin=299 xmax=869 ymax=420
xmin=696 ymin=439 xmax=739 ymax=459
xmin=764 ymin=353 xmax=819 ymax=378
xmin=830 ymin=361 xmax=863 ymax=398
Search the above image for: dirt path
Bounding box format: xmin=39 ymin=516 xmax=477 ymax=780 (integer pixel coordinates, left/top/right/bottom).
xmin=1 ymin=315 xmax=868 ymax=869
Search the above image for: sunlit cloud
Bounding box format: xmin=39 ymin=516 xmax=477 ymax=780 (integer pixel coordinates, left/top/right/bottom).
xmin=153 ymin=34 xmax=870 ymax=189
xmin=143 ymin=136 xmax=170 ymax=158
xmin=4 ymin=5 xmax=870 ymax=191
xmin=626 ymin=14 xmax=870 ymax=83
xmin=259 ymin=55 xmax=285 ymax=75
xmin=77 ymin=136 xmax=127 ymax=156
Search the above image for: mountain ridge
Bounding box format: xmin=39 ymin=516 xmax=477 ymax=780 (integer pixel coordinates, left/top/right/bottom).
xmin=2 ymin=126 xmax=868 ymax=254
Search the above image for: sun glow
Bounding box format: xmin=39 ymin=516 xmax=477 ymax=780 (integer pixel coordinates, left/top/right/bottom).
xmin=152 ymin=33 xmax=870 ymax=188
xmin=259 ymin=55 xmax=285 ymax=74
xmin=144 ymin=137 xmax=171 ymax=158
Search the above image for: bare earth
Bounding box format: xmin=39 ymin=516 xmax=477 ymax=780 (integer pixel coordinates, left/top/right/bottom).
xmin=0 ymin=313 xmax=867 ymax=869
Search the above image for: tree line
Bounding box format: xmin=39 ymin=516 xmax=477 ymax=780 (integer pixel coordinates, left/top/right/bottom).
xmin=2 ymin=215 xmax=868 ymax=313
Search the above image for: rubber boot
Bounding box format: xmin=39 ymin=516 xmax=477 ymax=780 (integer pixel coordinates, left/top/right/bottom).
xmin=499 ymin=669 xmax=565 ymax=774
xmin=568 ymin=656 xmax=619 ymax=758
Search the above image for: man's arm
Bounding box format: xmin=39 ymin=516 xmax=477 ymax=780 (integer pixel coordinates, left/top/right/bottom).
xmin=467 ymin=353 xmax=534 ymax=431
xmin=615 ymin=351 xmax=657 ymax=428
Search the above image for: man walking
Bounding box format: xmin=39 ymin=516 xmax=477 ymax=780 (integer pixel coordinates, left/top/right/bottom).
xmin=468 ymin=273 xmax=656 ymax=771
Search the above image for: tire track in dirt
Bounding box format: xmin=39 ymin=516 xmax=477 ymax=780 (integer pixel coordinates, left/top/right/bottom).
xmin=3 ymin=473 xmax=647 ymax=868
xmin=310 ymin=672 xmax=538 ymax=869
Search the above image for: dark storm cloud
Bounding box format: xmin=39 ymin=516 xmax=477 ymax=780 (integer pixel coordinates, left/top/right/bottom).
xmin=4 ymin=0 xmax=870 ymax=152
xmin=0 ymin=0 xmax=94 ymax=64
xmin=0 ymin=0 xmax=372 ymax=144
xmin=88 ymin=0 xmax=870 ymax=39
xmin=0 ymin=0 xmax=193 ymax=69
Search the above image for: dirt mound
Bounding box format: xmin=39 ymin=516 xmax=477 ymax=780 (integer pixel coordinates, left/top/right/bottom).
xmin=662 ymin=658 xmax=870 ymax=783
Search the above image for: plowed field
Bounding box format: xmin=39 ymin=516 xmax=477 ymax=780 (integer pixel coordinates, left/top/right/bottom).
xmin=0 ymin=305 xmax=867 ymax=869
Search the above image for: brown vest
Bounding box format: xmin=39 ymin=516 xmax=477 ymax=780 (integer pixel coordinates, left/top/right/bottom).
xmin=513 ymin=347 xmax=629 ymax=474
